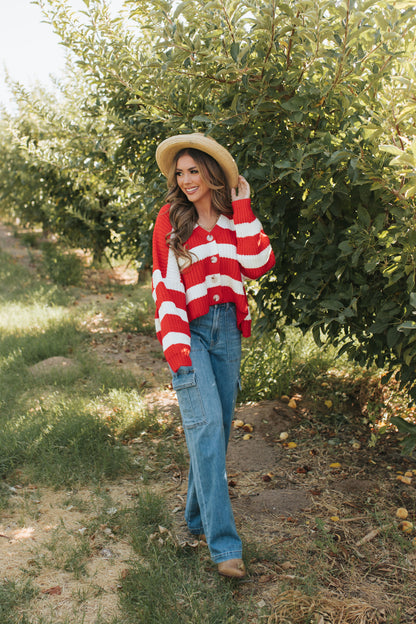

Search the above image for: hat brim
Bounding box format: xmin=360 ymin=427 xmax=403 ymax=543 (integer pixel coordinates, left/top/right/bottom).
xmin=156 ymin=133 xmax=239 ymax=189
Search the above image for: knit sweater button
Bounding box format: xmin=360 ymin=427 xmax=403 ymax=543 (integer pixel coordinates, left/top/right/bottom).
xmin=211 ymin=256 xmax=218 ymax=263
xmin=207 ymin=234 xmax=214 ymax=241
xmin=213 ymin=294 xmax=220 ymax=302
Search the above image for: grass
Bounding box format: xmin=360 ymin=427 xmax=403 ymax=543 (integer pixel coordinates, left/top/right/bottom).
xmin=1 ymin=232 xmax=415 ymax=624
xmin=239 ymin=327 xmax=348 ymax=402
xmin=119 ymin=489 xmax=254 ymax=624
xmin=0 ymin=578 xmax=38 ymax=624
xmin=0 ymin=248 xmax=159 ymax=486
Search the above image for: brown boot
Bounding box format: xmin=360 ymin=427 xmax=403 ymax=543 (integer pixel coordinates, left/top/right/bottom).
xmin=218 ymin=558 xmax=246 ymax=579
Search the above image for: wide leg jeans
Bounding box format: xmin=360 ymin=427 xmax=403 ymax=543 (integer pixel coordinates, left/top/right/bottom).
xmin=170 ymin=303 xmax=242 ymax=563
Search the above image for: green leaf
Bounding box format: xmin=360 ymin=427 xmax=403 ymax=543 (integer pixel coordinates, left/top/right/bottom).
xmin=398 ymin=321 xmax=416 ymax=332
xmin=391 ymin=416 xmax=416 ymax=435
xmin=379 ymin=145 xmax=404 ymax=156
xmin=357 ymin=205 xmax=371 ymax=227
xmin=230 ymin=42 xmax=240 ymax=63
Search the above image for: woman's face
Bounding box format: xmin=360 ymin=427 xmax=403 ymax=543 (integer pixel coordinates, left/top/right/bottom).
xmin=175 ymin=154 xmax=211 ymax=207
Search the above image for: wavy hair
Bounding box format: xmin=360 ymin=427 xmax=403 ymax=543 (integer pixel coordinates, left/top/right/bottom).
xmin=165 ymin=148 xmax=233 ymax=266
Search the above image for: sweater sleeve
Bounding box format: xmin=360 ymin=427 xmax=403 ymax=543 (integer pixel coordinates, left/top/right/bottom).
xmin=232 ymin=198 xmax=275 ymax=279
xmin=152 ymin=205 xmax=192 ymax=372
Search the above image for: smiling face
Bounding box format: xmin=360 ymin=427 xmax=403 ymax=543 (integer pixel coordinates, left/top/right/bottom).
xmin=175 ymin=153 xmax=212 ymax=208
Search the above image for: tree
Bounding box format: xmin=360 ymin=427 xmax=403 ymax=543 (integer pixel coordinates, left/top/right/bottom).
xmin=2 ymin=0 xmax=416 ymax=397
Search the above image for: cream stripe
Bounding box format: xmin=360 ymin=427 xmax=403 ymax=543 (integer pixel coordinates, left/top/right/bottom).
xmin=158 ymin=300 xmax=188 ymax=323
xmin=238 ymin=247 xmax=272 ymax=269
xmin=217 ymin=243 xmax=237 ymax=259
xmin=162 ymin=331 xmax=191 ymax=351
xmin=186 ymin=274 xmax=245 ymax=303
xmin=234 ymin=219 xmax=262 ymax=237
xmin=152 ymin=268 xmax=185 ymax=295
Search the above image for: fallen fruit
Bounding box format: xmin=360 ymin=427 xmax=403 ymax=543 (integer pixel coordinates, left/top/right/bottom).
xmin=233 ymin=419 xmax=244 ymax=429
xmin=399 ymin=520 xmax=413 ymax=534
xmin=330 ymin=462 xmax=341 ymax=469
xmin=288 ymin=398 xmax=297 ymax=409
xmin=243 ymin=433 xmax=252 ymax=440
xmin=397 ymin=475 xmax=412 ymax=485
xmin=243 ymin=423 xmax=254 ymax=433
xmin=287 ymin=441 xmax=297 ymax=448
xmin=279 ymin=431 xmax=289 ymax=441
xmin=396 ymin=507 xmax=409 ymax=520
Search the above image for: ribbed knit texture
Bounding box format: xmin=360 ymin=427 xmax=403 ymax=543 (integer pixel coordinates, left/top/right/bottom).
xmin=152 ymin=198 xmax=275 ymax=372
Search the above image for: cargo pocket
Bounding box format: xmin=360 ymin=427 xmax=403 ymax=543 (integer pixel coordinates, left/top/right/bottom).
xmin=171 ymin=366 xmax=207 ymax=429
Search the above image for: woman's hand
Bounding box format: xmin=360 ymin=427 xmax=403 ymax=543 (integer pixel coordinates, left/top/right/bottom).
xmin=231 ymin=175 xmax=250 ymax=201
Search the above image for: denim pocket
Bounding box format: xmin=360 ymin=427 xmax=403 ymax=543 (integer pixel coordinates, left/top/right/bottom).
xmin=171 ymin=367 xmax=207 ymax=429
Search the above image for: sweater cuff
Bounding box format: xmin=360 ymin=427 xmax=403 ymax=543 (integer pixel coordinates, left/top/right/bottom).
xmin=231 ymin=198 xmax=253 ymax=223
xmin=165 ymin=346 xmax=192 ymax=373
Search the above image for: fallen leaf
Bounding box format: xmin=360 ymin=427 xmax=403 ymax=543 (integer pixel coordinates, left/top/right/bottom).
xmin=309 ymin=489 xmax=322 ymax=496
xmin=330 ymin=515 xmax=340 ymax=522
xmin=287 ymin=441 xmax=297 ymax=448
xmin=280 ymin=561 xmax=296 ymax=570
xmin=324 ymin=400 xmax=333 ymax=408
xmin=288 ymin=398 xmax=297 ymax=409
xmin=330 ymin=462 xmax=341 ymax=469
xmin=42 ymin=586 xmax=62 ymax=595
xmin=296 ymin=465 xmax=312 ymax=474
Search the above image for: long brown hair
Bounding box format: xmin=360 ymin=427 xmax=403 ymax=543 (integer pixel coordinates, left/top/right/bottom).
xmin=165 ymin=148 xmax=233 ymax=265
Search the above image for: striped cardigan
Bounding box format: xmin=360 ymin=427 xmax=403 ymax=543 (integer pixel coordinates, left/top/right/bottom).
xmin=152 ymin=197 xmax=275 ymax=372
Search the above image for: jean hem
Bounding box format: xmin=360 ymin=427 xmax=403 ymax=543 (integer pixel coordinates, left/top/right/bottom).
xmin=212 ymin=550 xmax=243 ymax=564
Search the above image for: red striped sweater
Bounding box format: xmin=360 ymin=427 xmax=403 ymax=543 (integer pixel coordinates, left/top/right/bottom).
xmin=152 ymin=197 xmax=275 ymax=372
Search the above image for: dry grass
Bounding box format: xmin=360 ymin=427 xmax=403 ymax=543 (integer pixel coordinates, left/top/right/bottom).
xmin=267 ymin=589 xmax=385 ymax=624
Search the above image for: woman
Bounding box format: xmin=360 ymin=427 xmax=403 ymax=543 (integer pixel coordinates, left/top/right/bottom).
xmin=152 ymin=133 xmax=275 ymax=578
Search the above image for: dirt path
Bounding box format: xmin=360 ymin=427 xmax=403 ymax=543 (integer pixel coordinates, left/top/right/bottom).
xmin=1 ymin=223 xmax=416 ymax=623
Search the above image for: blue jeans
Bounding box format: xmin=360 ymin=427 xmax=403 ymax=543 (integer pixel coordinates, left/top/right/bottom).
xmin=171 ymin=303 xmax=242 ymax=563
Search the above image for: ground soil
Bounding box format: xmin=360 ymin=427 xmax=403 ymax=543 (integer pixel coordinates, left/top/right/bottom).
xmin=1 ymin=223 xmax=416 ymax=624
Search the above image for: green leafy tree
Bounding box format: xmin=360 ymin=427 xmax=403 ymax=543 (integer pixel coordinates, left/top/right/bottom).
xmin=2 ymin=0 xmax=416 ymax=403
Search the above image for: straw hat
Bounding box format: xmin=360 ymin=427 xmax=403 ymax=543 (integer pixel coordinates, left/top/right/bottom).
xmin=156 ymin=133 xmax=239 ymax=188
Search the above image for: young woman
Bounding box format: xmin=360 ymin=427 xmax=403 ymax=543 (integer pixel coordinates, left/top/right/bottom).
xmin=152 ymin=133 xmax=275 ymax=578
